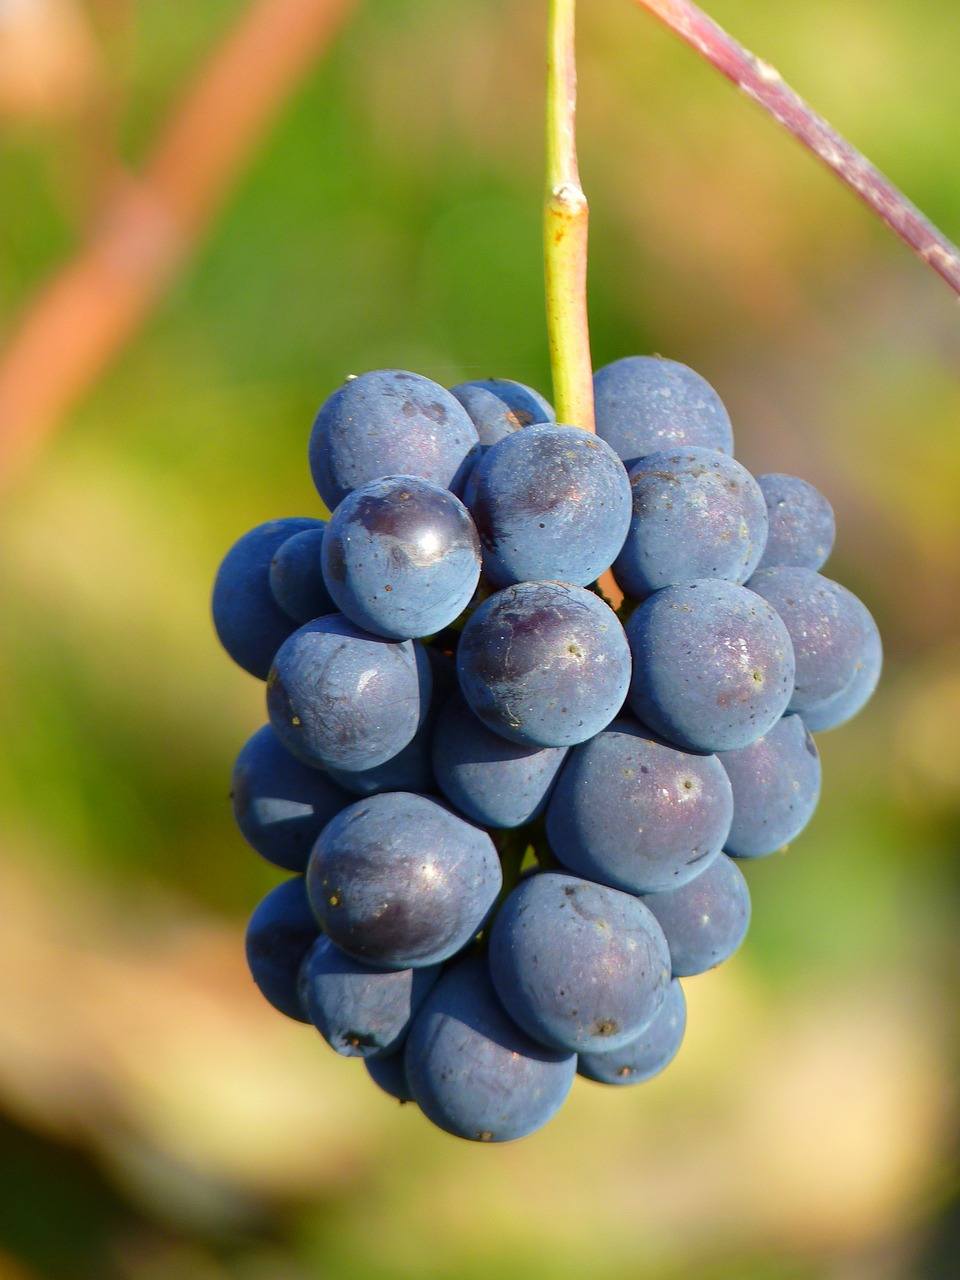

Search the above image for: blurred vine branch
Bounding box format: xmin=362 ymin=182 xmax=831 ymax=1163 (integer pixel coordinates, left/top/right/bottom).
xmin=631 ymin=0 xmax=960 ymax=300
xmin=0 ymin=0 xmax=356 ymax=488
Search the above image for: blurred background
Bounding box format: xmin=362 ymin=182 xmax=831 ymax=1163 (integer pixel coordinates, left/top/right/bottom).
xmin=1 ymin=1 xmax=958 ymax=1277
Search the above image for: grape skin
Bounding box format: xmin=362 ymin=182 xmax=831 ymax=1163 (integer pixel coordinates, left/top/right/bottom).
xmin=467 ymin=424 xmax=632 ymax=588
xmin=404 ymin=956 xmax=577 ymax=1143
xmin=546 ymin=717 xmax=733 ymax=894
xmin=269 ymin=526 xmax=337 ymax=624
xmin=297 ymin=935 xmax=441 ymax=1059
xmin=457 ymin=581 xmax=632 ymax=748
xmin=366 ymin=1050 xmax=415 ymax=1103
xmin=449 ymin=377 xmax=555 ymax=447
xmin=578 ymin=979 xmax=686 ymax=1086
xmin=755 ymin=474 xmax=835 ymax=571
xmin=625 ymin=579 xmax=796 ymax=753
xmin=488 ymin=872 xmax=672 ymax=1054
xmin=801 ymin=612 xmax=882 ymax=732
xmin=231 ymin=724 xmax=353 ymax=872
xmin=640 ymin=854 xmax=751 ymax=977
xmin=718 ymin=714 xmax=821 ymax=857
xmin=593 ymin=356 xmax=734 ymax=470
xmin=432 ymin=691 xmax=568 ymax=828
xmin=212 ymin=517 xmax=322 ymax=679
xmin=613 ymin=448 xmax=768 ymax=599
xmin=306 ymin=792 xmax=501 ymax=970
xmin=266 ymin=615 xmax=432 ymax=772
xmin=244 ymin=877 xmax=319 ymax=1022
xmin=309 ymin=370 xmax=480 ymax=509
xmin=320 ymin=476 xmax=481 ymax=640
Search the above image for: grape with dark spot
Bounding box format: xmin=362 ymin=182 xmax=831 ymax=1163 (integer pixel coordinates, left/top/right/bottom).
xmin=640 ymin=854 xmax=751 ymax=977
xmin=449 ymin=377 xmax=555 ymax=446
xmin=578 ymin=979 xmax=686 ymax=1086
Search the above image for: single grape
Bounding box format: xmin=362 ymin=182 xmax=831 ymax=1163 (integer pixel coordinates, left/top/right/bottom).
xmin=320 ymin=476 xmax=481 ymax=639
xmin=212 ymin=517 xmax=322 ymax=679
xmin=640 ymin=854 xmax=751 ymax=977
xmin=457 ymin=581 xmax=631 ymax=748
xmin=269 ymin=526 xmax=336 ymax=623
xmin=266 ymin=616 xmax=432 ymax=772
xmin=755 ymin=474 xmax=835 ymax=571
xmin=718 ymin=714 xmax=821 ymax=857
xmin=309 ymin=370 xmax=480 ymax=509
xmin=297 ymin=935 xmax=440 ymax=1058
xmin=593 ymin=356 xmax=734 ymax=470
xmin=546 ymin=718 xmax=733 ymax=894
xmin=625 ymin=579 xmax=795 ymax=752
xmin=467 ymin=424 xmax=632 ymax=588
xmin=244 ymin=876 xmax=319 ymax=1022
xmin=801 ymin=612 xmax=882 ymax=732
xmin=231 ymin=724 xmax=353 ymax=872
xmin=613 ymin=448 xmax=768 ymax=599
xmin=488 ymin=872 xmax=671 ymax=1054
xmin=449 ymin=377 xmax=555 ymax=446
xmin=747 ymin=567 xmax=873 ymax=714
xmin=306 ymin=792 xmax=501 ymax=969
xmin=366 ymin=1050 xmax=415 ymax=1103
xmin=578 ymin=979 xmax=686 ymax=1086
xmin=432 ymin=691 xmax=568 ymax=828
xmin=404 ymin=956 xmax=577 ymax=1142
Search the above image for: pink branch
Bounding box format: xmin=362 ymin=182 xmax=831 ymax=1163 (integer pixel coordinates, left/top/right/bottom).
xmin=632 ymin=0 xmax=960 ymax=298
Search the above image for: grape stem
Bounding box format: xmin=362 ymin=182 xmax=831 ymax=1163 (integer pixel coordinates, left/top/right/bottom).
xmin=631 ymin=0 xmax=960 ymax=299
xmin=544 ymin=0 xmax=596 ymax=432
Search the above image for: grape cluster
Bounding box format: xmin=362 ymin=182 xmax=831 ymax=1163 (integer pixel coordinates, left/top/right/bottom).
xmin=214 ymin=358 xmax=881 ymax=1143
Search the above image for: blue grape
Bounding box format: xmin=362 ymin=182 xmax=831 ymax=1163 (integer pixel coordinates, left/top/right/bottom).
xmin=266 ymin=616 xmax=432 ymax=772
xmin=404 ymin=956 xmax=576 ymax=1142
xmin=212 ymin=517 xmax=322 ymax=679
xmin=309 ymin=370 xmax=480 ymax=509
xmin=640 ymin=854 xmax=750 ymax=977
xmin=593 ymin=356 xmax=734 ymax=470
xmin=625 ymin=579 xmax=795 ymax=752
xmin=306 ymin=792 xmax=501 ymax=969
xmin=325 ymin=647 xmax=456 ymax=798
xmin=613 ymin=448 xmax=768 ymax=599
xmin=269 ymin=526 xmax=336 ymax=624
xmin=244 ymin=876 xmax=319 ymax=1022
xmin=231 ymin=724 xmax=353 ymax=872
xmin=546 ymin=718 xmax=733 ymax=893
xmin=432 ymin=691 xmax=568 ymax=828
xmin=457 ymin=582 xmax=631 ymax=748
xmin=802 ymin=610 xmax=882 ymax=732
xmin=747 ymin=567 xmax=873 ymax=714
xmin=488 ymin=872 xmax=671 ymax=1053
xmin=467 ymin=424 xmax=631 ymax=588
xmin=366 ymin=1050 xmax=415 ymax=1103
xmin=320 ymin=476 xmax=481 ymax=639
xmin=718 ymin=714 xmax=821 ymax=857
xmin=578 ymin=979 xmax=686 ymax=1086
xmin=297 ymin=935 xmax=440 ymax=1058
xmin=449 ymin=377 xmax=555 ymax=446
xmin=755 ymin=474 xmax=835 ymax=571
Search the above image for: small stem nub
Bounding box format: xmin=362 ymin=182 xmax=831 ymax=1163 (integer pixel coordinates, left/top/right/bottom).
xmin=545 ymin=0 xmax=596 ymax=431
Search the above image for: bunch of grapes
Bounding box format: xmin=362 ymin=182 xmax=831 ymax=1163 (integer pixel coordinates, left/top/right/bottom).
xmin=213 ymin=358 xmax=881 ymax=1143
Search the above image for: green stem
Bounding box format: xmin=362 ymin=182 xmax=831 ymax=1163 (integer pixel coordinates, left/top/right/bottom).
xmin=544 ymin=0 xmax=595 ymax=432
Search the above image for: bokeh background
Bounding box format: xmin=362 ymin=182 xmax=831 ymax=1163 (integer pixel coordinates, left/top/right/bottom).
xmin=1 ymin=1 xmax=959 ymax=1277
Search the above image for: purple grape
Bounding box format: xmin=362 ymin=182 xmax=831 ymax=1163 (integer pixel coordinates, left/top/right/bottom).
xmin=244 ymin=877 xmax=319 ymax=1022
xmin=268 ymin=526 xmax=336 ymax=624
xmin=801 ymin=609 xmax=882 ymax=732
xmin=755 ymin=474 xmax=835 ymax=571
xmin=625 ymin=579 xmax=795 ymax=752
xmin=593 ymin=356 xmax=734 ymax=470
xmin=457 ymin=582 xmax=631 ymax=748
xmin=613 ymin=448 xmax=768 ymax=599
xmin=578 ymin=979 xmax=686 ymax=1086
xmin=640 ymin=854 xmax=751 ymax=977
xmin=266 ymin=616 xmax=432 ymax=772
xmin=718 ymin=714 xmax=821 ymax=857
xmin=404 ymin=956 xmax=576 ymax=1142
xmin=309 ymin=370 xmax=479 ymax=509
xmin=449 ymin=377 xmax=555 ymax=446
xmin=366 ymin=1051 xmax=415 ymax=1103
xmin=320 ymin=476 xmax=481 ymax=639
xmin=546 ymin=718 xmax=733 ymax=893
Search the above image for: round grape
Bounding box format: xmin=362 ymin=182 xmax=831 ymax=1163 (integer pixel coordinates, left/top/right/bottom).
xmin=718 ymin=714 xmax=821 ymax=857
xmin=449 ymin=377 xmax=555 ymax=446
xmin=640 ymin=854 xmax=751 ymax=977
xmin=269 ymin=526 xmax=336 ymax=623
xmin=578 ymin=979 xmax=686 ymax=1086
xmin=755 ymin=474 xmax=835 ymax=571
xmin=244 ymin=876 xmax=319 ymax=1022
